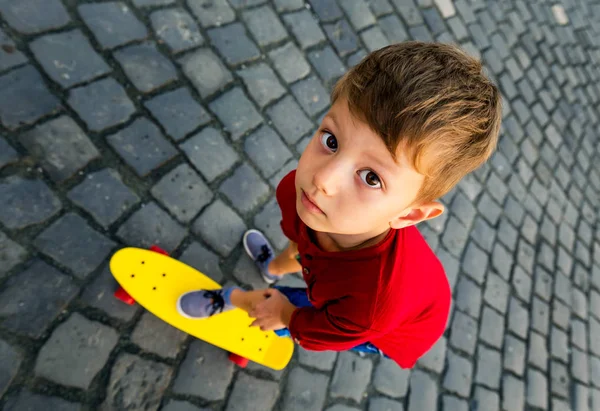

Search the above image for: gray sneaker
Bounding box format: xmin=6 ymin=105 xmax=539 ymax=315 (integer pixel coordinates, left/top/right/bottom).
xmin=243 ymin=229 xmax=279 ymax=284
xmin=176 ymin=287 xmax=237 ymax=319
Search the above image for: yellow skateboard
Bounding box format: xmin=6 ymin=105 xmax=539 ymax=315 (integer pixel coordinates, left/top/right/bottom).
xmin=109 ymin=246 xmax=294 ymax=370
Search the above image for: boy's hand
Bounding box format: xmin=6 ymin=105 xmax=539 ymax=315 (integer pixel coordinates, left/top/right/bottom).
xmin=249 ymin=288 xmax=296 ymax=331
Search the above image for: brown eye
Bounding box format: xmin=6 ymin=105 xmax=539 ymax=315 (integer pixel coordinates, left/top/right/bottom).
xmin=320 ymin=132 xmax=338 ymax=152
xmin=358 ymin=170 xmax=382 ymax=188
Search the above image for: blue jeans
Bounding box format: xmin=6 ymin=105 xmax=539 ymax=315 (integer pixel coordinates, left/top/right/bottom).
xmin=273 ymin=286 xmax=387 ymax=357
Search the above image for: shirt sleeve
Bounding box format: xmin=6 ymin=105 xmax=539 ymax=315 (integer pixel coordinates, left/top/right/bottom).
xmin=287 ymin=298 xmax=380 ymax=351
xmin=275 ymin=170 xmax=300 ymax=243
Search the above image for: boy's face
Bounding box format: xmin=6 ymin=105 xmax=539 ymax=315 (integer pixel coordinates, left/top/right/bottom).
xmin=295 ymin=98 xmax=443 ymax=237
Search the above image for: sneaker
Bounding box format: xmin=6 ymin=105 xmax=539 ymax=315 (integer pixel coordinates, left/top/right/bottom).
xmin=177 ymin=287 xmax=237 ymax=319
xmin=243 ymin=229 xmax=279 ymax=284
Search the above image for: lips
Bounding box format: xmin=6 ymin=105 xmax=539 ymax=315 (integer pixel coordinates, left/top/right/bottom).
xmin=301 ymin=190 xmax=325 ymax=215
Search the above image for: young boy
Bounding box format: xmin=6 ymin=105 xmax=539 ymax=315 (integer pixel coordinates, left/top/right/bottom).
xmin=177 ymin=42 xmax=502 ymax=368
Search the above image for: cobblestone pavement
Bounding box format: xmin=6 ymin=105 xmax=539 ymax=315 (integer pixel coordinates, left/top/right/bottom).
xmin=0 ymin=0 xmax=599 ymax=410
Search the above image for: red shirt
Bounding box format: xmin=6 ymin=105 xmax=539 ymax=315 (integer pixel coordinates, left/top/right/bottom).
xmin=277 ymin=170 xmax=451 ymax=368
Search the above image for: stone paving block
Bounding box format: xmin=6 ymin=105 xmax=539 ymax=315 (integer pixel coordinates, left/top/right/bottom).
xmin=291 ymin=76 xmax=330 ymax=117
xmin=0 ymin=138 xmax=18 ymax=170
xmin=192 ymin=200 xmax=247 ymax=257
xmin=179 ymin=242 xmax=224 ymax=283
xmin=254 ymin=198 xmax=287 ymax=251
xmin=151 ymin=8 xmax=203 ymax=53
xmin=455 ymin=276 xmax=482 ymax=318
xmin=283 ymin=10 xmax=326 ymax=49
xmin=443 ymin=349 xmax=472 ymax=397
xmin=323 ymin=19 xmax=360 ymax=57
xmin=368 ymin=0 xmax=393 ymax=16
xmin=572 ymin=287 xmax=588 ymax=319
xmin=107 ymin=118 xmax=178 ymax=177
xmin=308 ymin=46 xmax=346 ymax=85
xmin=362 ymin=27 xmax=390 ymax=52
xmin=131 ymin=312 xmax=187 ymax=358
xmin=79 ymin=2 xmax=147 ymax=49
xmin=408 ymin=25 xmax=433 ymax=42
xmin=4 ymin=390 xmax=81 ymax=411
xmin=551 ymin=360 xmax=569 ymax=398
xmin=373 ymin=358 xmax=410 ymax=398
xmin=591 ymin=356 xmax=600 ymax=389
xmin=145 ymin=88 xmax=210 ymax=141
xmin=0 ymin=260 xmax=78 ymax=339
xmin=571 ymin=319 xmax=588 ymax=351
xmin=554 ymin=271 xmax=572 ymax=304
xmin=307 ymin=0 xmax=343 ymax=21
xmin=0 ymin=28 xmax=27 ymax=72
xmin=242 ymin=5 xmax=287 ymax=47
xmin=267 ymin=96 xmax=313 ymax=144
xmin=469 ymin=217 xmax=494 ymax=253
xmin=507 ymin=296 xmax=528 ymax=339
xmin=162 ymin=400 xmax=208 ymax=411
xmin=527 ymin=369 xmax=548 ymax=410
xmin=534 ymin=266 xmax=553 ymax=303
xmin=238 ymin=63 xmax=286 ymax=108
xmin=0 ymin=231 xmax=27 ymax=279
xmin=504 ymin=334 xmax=525 ymax=376
xmin=326 ymin=406 xmax=361 ymax=411
xmin=531 ymin=296 xmax=550 ymax=336
xmin=35 ymin=213 xmax=115 ymax=279
xmin=450 ymin=192 xmax=476 ymax=228
xmin=151 ymin=163 xmax=213 ymax=223
xmin=479 ymin=306 xmax=504 ymax=349
xmin=407 ymin=369 xmax=437 ymax=411
xmin=441 ymin=395 xmax=468 ymax=411
xmin=68 ymin=169 xmax=139 ymax=228
xmin=81 ymin=264 xmax=138 ymax=321
xmin=226 ymin=372 xmax=279 ymax=411
xmin=550 ymin=326 xmax=569 ymax=363
xmin=269 ymin=42 xmax=311 ymax=83
xmin=274 ymin=0 xmax=304 ymax=12
xmin=450 ymin=310 xmax=477 ymax=355
xmin=31 ymin=30 xmax=110 ymax=88
xmin=475 ymin=345 xmax=502 ymax=389
xmin=133 ymin=0 xmax=175 ymax=5
xmin=282 ymin=367 xmax=328 ymax=411
xmin=35 ymin=313 xmax=118 ymax=389
xmin=187 ymin=0 xmax=235 ymax=28
xmin=339 ymin=0 xmax=376 ymax=30
xmin=552 ymin=299 xmax=570 ymax=331
xmin=172 ymin=340 xmax=233 ymax=400
xmin=418 ymin=335 xmax=446 ymax=373
xmin=103 ymin=353 xmax=172 ymax=411
xmin=391 ymin=0 xmax=423 ymax=26
xmin=219 ymin=163 xmax=270 ymax=214
xmin=115 ymin=42 xmax=177 ymax=93
xmin=208 ymin=23 xmax=260 ymax=65
xmin=0 ymin=0 xmax=70 ymax=34
xmin=369 ymin=397 xmax=404 ymax=411
xmin=517 ymin=240 xmax=535 ymax=276
xmin=297 ymin=346 xmax=337 ymax=371
xmin=68 ymin=78 xmax=136 ymax=132
xmin=572 ymin=348 xmax=590 ymax=384
xmin=463 ymin=242 xmax=489 ymax=286
xmin=528 ymin=331 xmax=548 ymax=371
xmin=232 ymin=252 xmax=266 ymax=289
xmin=441 ymin=216 xmax=469 ymax=258
xmin=0 ymin=339 xmax=21 ymax=396
xmin=330 ymin=351 xmax=373 ymax=403
xmin=209 ymin=88 xmax=262 ymax=140
xmin=117 ymin=202 xmax=187 ymax=252
xmin=511 ymin=265 xmax=532 ymax=304
xmin=245 ymin=126 xmax=293 ymax=178
xmin=484 ymin=272 xmax=509 ymax=314
xmin=179 ymin=48 xmax=232 ymax=99
xmin=0 ymin=65 xmax=61 ymax=129
xmin=491 ymin=241 xmax=512 ymax=281
xmin=422 ymin=7 xmax=446 ymax=36
xmin=0 ymin=176 xmax=62 ymax=230
xmin=472 ymin=387 xmax=499 ymax=411
xmin=573 ymin=384 xmax=590 ymax=411
xmin=180 ymin=127 xmax=239 ymax=182
xmin=502 ymin=374 xmax=524 ymax=411
xmin=21 ymin=116 xmax=100 ymax=182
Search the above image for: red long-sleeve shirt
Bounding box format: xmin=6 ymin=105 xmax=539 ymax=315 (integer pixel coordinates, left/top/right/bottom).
xmin=277 ymin=170 xmax=451 ymax=368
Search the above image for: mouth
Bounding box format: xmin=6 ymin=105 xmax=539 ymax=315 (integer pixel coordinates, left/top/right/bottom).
xmin=301 ymin=190 xmax=325 ymax=215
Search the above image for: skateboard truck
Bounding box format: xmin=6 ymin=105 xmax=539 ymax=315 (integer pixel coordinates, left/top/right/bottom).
xmin=113 ymin=245 xmax=251 ymax=368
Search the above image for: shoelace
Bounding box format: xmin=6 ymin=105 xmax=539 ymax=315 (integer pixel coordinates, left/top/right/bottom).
xmin=203 ymin=290 xmax=226 ymax=316
xmin=256 ymin=244 xmax=272 ymax=263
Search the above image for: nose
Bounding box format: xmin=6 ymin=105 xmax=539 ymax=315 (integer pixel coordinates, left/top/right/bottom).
xmin=312 ymin=159 xmax=344 ymax=196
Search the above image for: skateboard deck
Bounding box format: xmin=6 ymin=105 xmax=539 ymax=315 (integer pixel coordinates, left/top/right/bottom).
xmin=109 ymin=247 xmax=294 ymax=370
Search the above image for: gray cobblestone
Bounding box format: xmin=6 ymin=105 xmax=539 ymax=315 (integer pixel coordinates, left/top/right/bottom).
xmin=4 ymin=390 xmax=81 ymax=411
xmin=528 ymin=331 xmax=549 ymax=371
xmin=254 ymin=198 xmax=287 ymax=251
xmin=552 ymin=299 xmax=570 ymax=331
xmin=267 ymin=96 xmax=313 ymax=144
xmin=0 ymin=339 xmax=21 ymax=396
xmin=484 ymin=272 xmax=510 ymax=314
xmin=472 ymin=387 xmax=500 ymax=411
xmin=208 ymin=23 xmax=260 ymax=65
xmin=592 ymin=356 xmax=600 ymax=388
xmin=470 ymin=217 xmax=495 ymax=252
xmin=219 ymin=163 xmax=270 ymax=214
xmin=79 ymin=2 xmax=147 ymax=49
xmin=269 ymin=42 xmax=311 ymax=83
xmin=573 ymin=384 xmax=590 ymax=411
xmin=0 ymin=176 xmax=62 ymax=230
xmin=443 ymin=349 xmax=472 ymax=397
xmin=81 ymin=265 xmax=138 ymax=321
xmin=187 ymin=0 xmax=234 ymax=28
xmin=31 ymin=30 xmax=111 ymax=88
xmin=571 ymin=319 xmax=588 ymax=351
xmin=339 ymin=0 xmax=376 ymax=30
xmin=282 ymin=367 xmax=328 ymax=411
xmin=115 ymin=42 xmax=177 ymax=93
xmin=131 ymin=312 xmax=187 ymax=358
xmin=442 ymin=395 xmax=468 ymax=411
xmin=369 ymin=397 xmax=403 ymax=411
xmin=572 ymin=348 xmax=590 ymax=384
xmin=441 ymin=216 xmax=469 ymax=258
xmin=150 ymin=8 xmax=203 ymax=53
xmin=527 ymin=369 xmax=548 ymax=409
xmin=107 ymin=118 xmax=178 ymax=177
xmin=504 ymin=334 xmax=526 ymax=376
xmin=323 ymin=20 xmax=360 ymax=57
xmin=34 ymin=212 xmax=115 ymax=278
xmin=307 ymin=0 xmax=342 ymax=21
xmin=551 ymin=360 xmax=569 ymax=398
xmin=192 ymin=200 xmax=247 ymax=256
xmin=181 ymin=127 xmax=239 ymax=182
xmin=238 ymin=63 xmax=286 ymax=108
xmin=550 ymin=326 xmax=569 ymax=363
xmin=0 ymin=231 xmax=27 ymax=279
xmin=179 ymin=242 xmax=223 ymax=283
xmin=245 ymin=126 xmax=292 ymax=178
xmin=162 ymin=401 xmax=207 ymax=411
xmin=179 ymin=49 xmax=232 ymax=99
xmin=0 ymin=65 xmax=61 ymax=129
xmin=450 ymin=310 xmax=477 ymax=355
xmin=283 ymin=10 xmax=326 ymax=50
xmin=226 ymin=372 xmax=279 ymax=411
xmin=133 ymin=0 xmax=174 ymax=6
xmin=68 ymin=78 xmax=136 ymax=132
xmin=475 ymin=345 xmax=501 ymax=389
xmin=507 ymin=296 xmax=528 ymax=339
xmin=417 ymin=336 xmax=446 ymax=373
xmin=511 ymin=265 xmax=532 ymax=304
xmin=572 ymin=287 xmax=588 ymax=319
xmin=0 ymin=138 xmax=18 ymax=170
xmin=479 ymin=306 xmax=504 ymax=349
xmin=330 ymin=352 xmax=373 ymax=403
xmin=309 ymin=46 xmax=346 ymax=85
xmin=373 ymin=358 xmax=410 ymax=397
xmin=455 ymin=276 xmax=482 ymax=318
xmin=209 ymin=88 xmax=262 ymax=140
xmin=531 ymin=296 xmax=550 ymax=336
xmin=297 ymin=347 xmax=337 ymax=370
xmin=35 ymin=313 xmax=118 ymax=389
xmin=232 ymin=252 xmax=269 ymax=289
xmin=502 ymin=374 xmax=524 ymax=411
xmin=0 ymin=28 xmax=27 ymax=72
xmin=0 ymin=0 xmax=70 ymax=34
xmin=242 ymin=5 xmax=287 ymax=46
xmin=534 ymin=266 xmax=553 ymax=302
xmin=117 ymin=202 xmax=187 ymax=252
xmin=407 ymin=369 xmax=437 ymax=411
xmin=291 ymin=76 xmax=330 ymax=116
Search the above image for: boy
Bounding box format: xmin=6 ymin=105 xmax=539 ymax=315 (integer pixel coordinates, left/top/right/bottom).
xmin=177 ymin=42 xmax=502 ymax=368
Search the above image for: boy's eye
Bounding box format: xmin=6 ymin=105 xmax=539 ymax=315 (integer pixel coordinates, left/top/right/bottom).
xmin=320 ymin=132 xmax=338 ymax=152
xmin=358 ymin=170 xmax=382 ymax=188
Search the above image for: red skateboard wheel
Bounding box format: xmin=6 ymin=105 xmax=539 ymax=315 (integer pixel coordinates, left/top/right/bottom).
xmin=114 ymin=286 xmax=135 ymax=305
xmin=149 ymin=245 xmax=169 ymax=255
xmin=228 ymin=352 xmax=249 ymax=367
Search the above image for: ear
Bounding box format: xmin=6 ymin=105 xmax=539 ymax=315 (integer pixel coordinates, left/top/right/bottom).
xmin=389 ymin=201 xmax=445 ymax=229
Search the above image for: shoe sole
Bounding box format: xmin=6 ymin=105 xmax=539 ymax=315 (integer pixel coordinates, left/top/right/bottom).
xmin=243 ymin=229 xmax=277 ymax=284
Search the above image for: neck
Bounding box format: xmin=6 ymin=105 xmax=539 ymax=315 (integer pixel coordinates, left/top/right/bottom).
xmin=315 ymin=227 xmax=391 ymax=252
